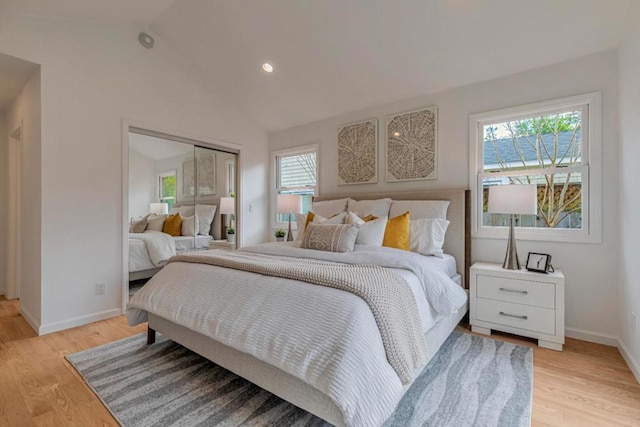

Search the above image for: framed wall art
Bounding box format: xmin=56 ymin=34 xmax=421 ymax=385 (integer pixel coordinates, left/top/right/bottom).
xmin=337 ymin=118 xmax=378 ymax=185
xmin=196 ymin=152 xmax=216 ymax=196
xmin=182 ymin=157 xmax=195 ymax=197
xmin=385 ymin=106 xmax=437 ymax=182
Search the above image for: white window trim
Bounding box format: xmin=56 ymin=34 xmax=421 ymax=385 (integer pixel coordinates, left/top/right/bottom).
xmin=271 ymin=144 xmax=319 ymax=229
xmin=469 ymin=92 xmax=602 ymax=244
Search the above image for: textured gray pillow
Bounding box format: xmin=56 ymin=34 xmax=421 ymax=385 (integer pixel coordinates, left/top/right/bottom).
xmin=301 ymin=223 xmax=358 ymax=253
xmin=146 ymin=214 xmax=166 ymax=232
xmin=129 ymin=215 xmax=149 ymax=233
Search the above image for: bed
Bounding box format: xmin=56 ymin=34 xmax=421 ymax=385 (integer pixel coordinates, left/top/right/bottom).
xmin=127 ymin=189 xmax=470 ymax=426
xmin=128 ymin=203 xmax=220 ymax=281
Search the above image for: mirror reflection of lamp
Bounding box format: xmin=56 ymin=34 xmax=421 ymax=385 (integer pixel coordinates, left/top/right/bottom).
xmin=149 ymin=203 xmax=169 ymax=216
xmin=220 ymin=197 xmax=236 ymax=241
xmin=488 ymin=184 xmax=537 ymax=270
xmin=277 ymin=195 xmax=302 ymax=242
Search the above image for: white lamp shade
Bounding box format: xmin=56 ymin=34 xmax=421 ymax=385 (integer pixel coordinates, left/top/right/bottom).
xmin=220 ymin=197 xmax=236 ymax=215
xmin=277 ymin=194 xmax=302 ymax=214
xmin=488 ymin=184 xmax=537 ymax=215
xmin=150 ymin=203 xmax=168 ymax=215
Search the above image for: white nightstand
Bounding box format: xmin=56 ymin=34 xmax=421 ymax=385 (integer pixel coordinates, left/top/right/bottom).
xmin=470 ymin=262 xmax=565 ymax=351
xmin=208 ymin=240 xmax=235 ymax=251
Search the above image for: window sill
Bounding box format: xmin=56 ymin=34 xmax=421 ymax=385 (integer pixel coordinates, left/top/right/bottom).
xmin=473 ymin=226 xmax=601 ymax=244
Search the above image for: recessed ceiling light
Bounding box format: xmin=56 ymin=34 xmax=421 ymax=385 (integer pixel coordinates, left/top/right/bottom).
xmin=393 ymin=131 xmax=401 ymax=137
xmin=262 ymin=62 xmax=274 ymax=73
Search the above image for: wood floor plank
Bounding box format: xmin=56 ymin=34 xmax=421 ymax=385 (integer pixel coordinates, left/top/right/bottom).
xmin=0 ymin=296 xmax=638 ymax=426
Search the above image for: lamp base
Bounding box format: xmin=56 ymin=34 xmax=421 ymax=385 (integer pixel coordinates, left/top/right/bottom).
xmin=286 ymin=213 xmax=294 ymax=241
xmin=502 ymin=215 xmax=521 ymax=270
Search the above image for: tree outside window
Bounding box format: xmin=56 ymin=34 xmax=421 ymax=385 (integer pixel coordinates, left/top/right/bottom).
xmin=158 ymin=171 xmax=176 ymax=211
xmin=482 ymin=110 xmax=583 ymax=229
xmin=470 ymin=92 xmax=601 ymax=243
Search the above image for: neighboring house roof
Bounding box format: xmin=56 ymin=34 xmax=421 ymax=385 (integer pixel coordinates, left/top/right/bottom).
xmin=483 ymin=130 xmax=582 ymax=167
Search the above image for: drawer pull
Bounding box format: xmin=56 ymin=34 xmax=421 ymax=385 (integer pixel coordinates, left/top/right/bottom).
xmin=499 ymin=287 xmax=528 ymax=295
xmin=499 ymin=311 xmax=528 ymax=320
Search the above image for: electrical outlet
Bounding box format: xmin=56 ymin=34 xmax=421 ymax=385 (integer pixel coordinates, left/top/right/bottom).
xmin=96 ymin=282 xmax=106 ymax=295
xmin=631 ymin=312 xmax=637 ymax=332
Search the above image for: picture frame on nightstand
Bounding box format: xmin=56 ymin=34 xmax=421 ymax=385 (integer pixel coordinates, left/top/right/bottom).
xmin=526 ymin=252 xmax=552 ymax=273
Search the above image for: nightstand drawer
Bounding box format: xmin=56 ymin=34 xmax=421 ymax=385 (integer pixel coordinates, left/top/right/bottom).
xmin=476 ymin=298 xmax=555 ymax=335
xmin=477 ymin=274 xmax=555 ymax=309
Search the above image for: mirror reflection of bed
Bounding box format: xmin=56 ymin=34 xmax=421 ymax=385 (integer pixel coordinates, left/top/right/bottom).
xmin=127 ymin=130 xmax=238 ymax=296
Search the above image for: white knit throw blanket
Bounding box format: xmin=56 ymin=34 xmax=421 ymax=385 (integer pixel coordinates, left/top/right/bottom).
xmin=167 ymin=250 xmax=426 ymax=384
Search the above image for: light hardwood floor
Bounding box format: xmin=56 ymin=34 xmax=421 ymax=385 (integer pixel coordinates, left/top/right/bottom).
xmin=1 ymin=296 xmax=639 ymax=426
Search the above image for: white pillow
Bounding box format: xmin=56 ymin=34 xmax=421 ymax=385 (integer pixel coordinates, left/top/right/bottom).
xmin=195 ymin=204 xmax=217 ymax=235
xmin=410 ymin=218 xmax=450 ymax=258
xmin=311 ymin=198 xmax=349 ymax=218
xmin=294 ymin=211 xmax=347 ymax=241
xmin=169 ymin=207 xmax=180 ymax=215
xmin=347 ymin=198 xmax=392 ymax=219
xmin=355 ymin=216 xmax=388 ymax=246
xmin=146 ymin=214 xmax=166 ymax=232
xmin=390 ymin=200 xmax=450 ymax=220
xmin=345 ymin=211 xmax=365 ymax=225
xmin=181 ymin=214 xmax=200 ymax=237
xmin=313 ymin=211 xmax=347 ymax=225
xmin=179 ymin=205 xmax=196 ymax=218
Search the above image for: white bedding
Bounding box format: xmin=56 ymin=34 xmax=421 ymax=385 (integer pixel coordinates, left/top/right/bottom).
xmin=128 ymin=243 xmax=467 ymax=427
xmin=173 ymin=235 xmax=213 ymax=253
xmin=129 ymin=233 xmax=213 ymax=273
xmin=128 ymin=231 xmax=176 ymax=273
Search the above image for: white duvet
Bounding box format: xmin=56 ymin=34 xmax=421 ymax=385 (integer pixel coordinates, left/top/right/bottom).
xmin=129 ymin=231 xmax=176 ymax=271
xmin=127 ymin=243 xmax=467 ymax=427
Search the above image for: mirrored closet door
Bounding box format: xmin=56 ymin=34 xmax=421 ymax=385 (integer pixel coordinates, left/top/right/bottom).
xmin=127 ymin=129 xmax=238 ymax=294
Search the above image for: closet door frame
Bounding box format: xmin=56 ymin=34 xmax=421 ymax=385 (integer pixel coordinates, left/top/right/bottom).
xmin=121 ymin=120 xmax=242 ymax=313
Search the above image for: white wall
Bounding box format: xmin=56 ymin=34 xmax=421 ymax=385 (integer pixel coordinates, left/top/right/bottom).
xmin=270 ymin=50 xmax=620 ymax=342
xmin=0 ymin=15 xmax=269 ymax=334
xmin=128 ymin=148 xmax=156 ymax=219
xmin=618 ymin=1 xmax=640 ymax=380
xmin=0 ymin=110 xmax=6 ymax=295
xmin=5 ymin=68 xmax=42 ymax=328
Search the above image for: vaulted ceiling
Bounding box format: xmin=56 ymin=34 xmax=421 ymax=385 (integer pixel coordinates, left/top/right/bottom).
xmin=1 ymin=0 xmax=632 ymax=131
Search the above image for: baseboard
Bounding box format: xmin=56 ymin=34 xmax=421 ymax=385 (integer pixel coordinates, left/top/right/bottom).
xmin=565 ymin=327 xmax=618 ymax=347
xmin=618 ymin=338 xmax=640 ymax=384
xmin=19 ymin=305 xmax=41 ymax=334
xmin=39 ymin=308 xmax=122 ymax=335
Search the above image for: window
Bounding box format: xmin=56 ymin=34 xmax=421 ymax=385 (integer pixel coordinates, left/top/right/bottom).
xmin=158 ymin=170 xmax=176 ymax=211
xmin=469 ymin=92 xmax=601 ymax=243
xmin=273 ymin=145 xmax=318 ymax=224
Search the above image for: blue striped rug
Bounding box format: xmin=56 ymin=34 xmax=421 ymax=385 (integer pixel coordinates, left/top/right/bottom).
xmin=67 ymin=331 xmax=532 ymax=427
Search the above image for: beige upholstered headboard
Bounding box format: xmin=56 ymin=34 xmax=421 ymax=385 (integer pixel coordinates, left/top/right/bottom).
xmin=313 ymin=189 xmax=471 ymax=288
xmin=172 ymin=199 xmax=222 ymax=239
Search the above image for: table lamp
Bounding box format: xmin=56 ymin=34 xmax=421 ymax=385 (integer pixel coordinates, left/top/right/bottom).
xmin=488 ymin=184 xmax=537 ymax=270
xmin=149 ymin=203 xmax=168 ymax=216
xmin=220 ymin=197 xmax=235 ymax=239
xmin=277 ymin=195 xmax=302 ymax=241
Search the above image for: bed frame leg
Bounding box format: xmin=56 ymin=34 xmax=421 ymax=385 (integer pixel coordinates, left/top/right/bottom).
xmin=147 ymin=326 xmax=156 ymax=345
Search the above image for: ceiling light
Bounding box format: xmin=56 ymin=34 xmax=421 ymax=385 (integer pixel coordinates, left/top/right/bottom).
xmin=393 ymin=131 xmax=401 ymax=137
xmin=262 ymin=63 xmax=274 ymax=73
xmin=138 ymin=32 xmax=154 ymax=49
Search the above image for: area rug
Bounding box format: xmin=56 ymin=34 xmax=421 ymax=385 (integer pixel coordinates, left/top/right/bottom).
xmin=66 ymin=331 xmax=532 ymax=427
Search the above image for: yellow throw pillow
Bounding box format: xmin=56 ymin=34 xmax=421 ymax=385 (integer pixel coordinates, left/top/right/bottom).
xmin=383 ymin=211 xmax=410 ymax=250
xmin=304 ymin=212 xmax=316 ymax=231
xmin=363 ymin=214 xmax=379 ymax=222
xmin=162 ymin=213 xmax=182 ymax=237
